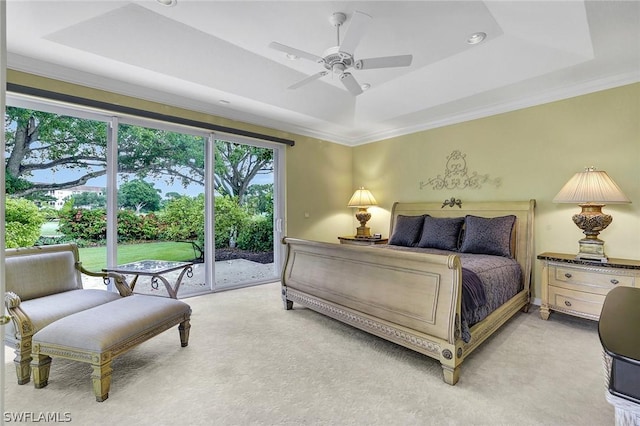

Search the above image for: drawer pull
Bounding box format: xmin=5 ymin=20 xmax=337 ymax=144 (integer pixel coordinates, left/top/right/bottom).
xmin=564 ymin=273 xmax=572 ymax=279
xmin=564 ymin=300 xmax=572 ymax=307
xmin=611 ymin=279 xmax=619 ymax=285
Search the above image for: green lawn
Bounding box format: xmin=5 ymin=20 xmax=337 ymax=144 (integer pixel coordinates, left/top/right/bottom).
xmin=78 ymin=241 xmax=196 ymax=271
xmin=40 ymin=221 xmax=63 ymax=237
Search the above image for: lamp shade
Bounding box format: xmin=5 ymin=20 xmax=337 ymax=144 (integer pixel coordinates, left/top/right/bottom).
xmin=553 ymin=168 xmax=630 ymax=204
xmin=347 ymin=187 xmax=378 ymax=208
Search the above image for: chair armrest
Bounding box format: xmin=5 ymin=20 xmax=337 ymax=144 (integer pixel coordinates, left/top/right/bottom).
xmin=76 ymin=261 xmax=108 ymax=280
xmin=106 ymin=272 xmax=134 ymax=297
xmin=4 ymin=292 xmax=34 ymax=338
xmin=75 ymin=262 xmax=133 ymax=297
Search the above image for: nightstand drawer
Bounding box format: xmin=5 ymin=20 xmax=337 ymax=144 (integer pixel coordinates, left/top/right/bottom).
xmin=539 ymin=253 xmax=640 ymax=321
xmin=551 ymin=266 xmax=634 ymax=295
xmin=548 ymin=285 xmax=605 ymax=318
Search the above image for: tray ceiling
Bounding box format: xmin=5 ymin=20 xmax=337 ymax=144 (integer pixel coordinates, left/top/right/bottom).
xmin=6 ymin=1 xmax=640 ymax=145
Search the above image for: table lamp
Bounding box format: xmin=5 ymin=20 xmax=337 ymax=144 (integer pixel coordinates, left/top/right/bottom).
xmin=553 ymin=167 xmax=631 ymax=262
xmin=348 ymin=187 xmax=378 ymax=238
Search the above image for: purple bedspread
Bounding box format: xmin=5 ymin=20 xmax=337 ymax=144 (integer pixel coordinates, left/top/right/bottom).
xmin=461 ymin=267 xmax=486 ymax=324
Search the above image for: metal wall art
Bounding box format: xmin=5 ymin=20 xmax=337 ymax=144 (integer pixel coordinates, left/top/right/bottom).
xmin=420 ymin=150 xmax=501 ymax=190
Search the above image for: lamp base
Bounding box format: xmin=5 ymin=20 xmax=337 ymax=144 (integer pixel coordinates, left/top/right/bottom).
xmin=354 ymin=208 xmax=372 ymax=238
xmin=355 ymin=226 xmax=372 ymax=238
xmin=576 ymin=238 xmax=608 ymax=263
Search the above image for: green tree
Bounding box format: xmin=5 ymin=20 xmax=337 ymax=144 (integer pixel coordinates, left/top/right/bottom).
xmin=5 ymin=107 xmax=274 ymax=209
xmin=214 ymin=195 xmax=249 ymax=248
xmin=214 ymin=141 xmax=273 ymax=204
xmin=5 ymin=171 xmax=33 ymax=194
xmin=165 ymin=192 xmax=182 ymax=200
xmin=4 ymin=107 xmax=204 ymax=197
xmin=159 ymin=194 xmax=205 ymax=242
xmin=118 ymin=179 xmax=161 ymax=213
xmin=244 ymin=183 xmax=274 ymax=216
xmin=5 ymin=197 xmax=45 ymax=248
xmin=70 ymin=191 xmax=106 ymax=209
xmin=57 ymin=208 xmax=106 ymax=242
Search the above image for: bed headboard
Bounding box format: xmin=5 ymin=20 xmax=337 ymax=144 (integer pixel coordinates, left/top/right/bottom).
xmin=390 ymin=199 xmax=536 ymax=291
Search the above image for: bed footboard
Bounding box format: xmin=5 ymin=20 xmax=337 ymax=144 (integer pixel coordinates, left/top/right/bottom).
xmin=281 ymin=237 xmax=465 ymax=384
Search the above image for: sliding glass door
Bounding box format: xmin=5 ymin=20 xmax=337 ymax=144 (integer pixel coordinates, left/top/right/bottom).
xmin=5 ymin=95 xmax=285 ymax=296
xmin=213 ymin=137 xmax=283 ymax=290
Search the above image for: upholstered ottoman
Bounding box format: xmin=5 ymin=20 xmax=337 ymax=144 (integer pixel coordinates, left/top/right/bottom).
xmin=30 ymin=294 xmax=191 ymax=402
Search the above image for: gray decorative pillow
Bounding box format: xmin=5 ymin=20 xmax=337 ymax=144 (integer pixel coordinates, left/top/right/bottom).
xmin=388 ymin=215 xmax=426 ymax=247
xmin=459 ymin=215 xmax=516 ymax=257
xmin=417 ymin=216 xmax=465 ymax=251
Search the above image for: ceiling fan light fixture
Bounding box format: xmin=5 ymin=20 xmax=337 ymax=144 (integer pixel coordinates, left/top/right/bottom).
xmin=156 ymin=0 xmax=177 ymax=6
xmin=467 ymin=32 xmax=487 ymax=45
xmin=269 ymin=10 xmax=412 ymax=96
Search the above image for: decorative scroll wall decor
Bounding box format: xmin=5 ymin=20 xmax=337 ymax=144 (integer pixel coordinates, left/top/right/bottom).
xmin=420 ymin=150 xmax=501 ymax=190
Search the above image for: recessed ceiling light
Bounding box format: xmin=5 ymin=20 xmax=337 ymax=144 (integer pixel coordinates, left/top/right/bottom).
xmin=156 ymin=0 xmax=177 ymax=7
xmin=467 ymin=32 xmax=487 ymax=45
xmin=361 ymin=83 xmax=371 ymax=91
xmin=286 ymin=53 xmax=299 ymax=60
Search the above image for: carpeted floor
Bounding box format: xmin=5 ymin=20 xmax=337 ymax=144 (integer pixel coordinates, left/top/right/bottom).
xmin=4 ymin=282 xmax=613 ymax=425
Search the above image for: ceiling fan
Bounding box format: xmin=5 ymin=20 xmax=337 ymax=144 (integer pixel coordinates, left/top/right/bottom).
xmin=269 ymin=11 xmax=413 ymax=96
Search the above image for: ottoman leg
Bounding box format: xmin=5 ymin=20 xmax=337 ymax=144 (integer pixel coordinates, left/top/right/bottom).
xmin=179 ymin=319 xmax=191 ymax=347
xmin=91 ymin=361 xmax=113 ymax=402
xmin=30 ymin=354 xmax=52 ymax=389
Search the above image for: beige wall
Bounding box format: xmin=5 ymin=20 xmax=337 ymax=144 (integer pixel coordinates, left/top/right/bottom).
xmin=285 ymin=135 xmax=353 ymax=241
xmin=353 ymin=83 xmax=640 ymax=300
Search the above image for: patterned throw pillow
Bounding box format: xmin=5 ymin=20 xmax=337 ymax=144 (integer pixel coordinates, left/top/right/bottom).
xmin=417 ymin=216 xmax=465 ymax=251
xmin=388 ymin=215 xmax=426 ymax=247
xmin=459 ymin=215 xmax=517 ymax=257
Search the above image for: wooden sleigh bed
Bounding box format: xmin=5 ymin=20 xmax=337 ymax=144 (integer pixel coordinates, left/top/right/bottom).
xmin=281 ymin=200 xmax=535 ymax=385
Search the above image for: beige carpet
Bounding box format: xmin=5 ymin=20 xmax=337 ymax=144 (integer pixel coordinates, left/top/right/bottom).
xmin=4 ymin=282 xmax=613 ymax=425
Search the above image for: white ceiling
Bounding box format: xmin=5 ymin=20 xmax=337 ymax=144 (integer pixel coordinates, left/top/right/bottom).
xmin=6 ymin=1 xmax=640 ymax=146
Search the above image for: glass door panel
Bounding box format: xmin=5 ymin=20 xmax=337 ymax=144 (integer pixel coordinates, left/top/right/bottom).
xmin=214 ymin=139 xmax=280 ymax=289
xmin=116 ymin=123 xmax=207 ymax=297
xmin=4 ymin=104 xmax=109 ymax=290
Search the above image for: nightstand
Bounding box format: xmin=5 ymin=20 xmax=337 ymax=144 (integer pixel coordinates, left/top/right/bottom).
xmin=338 ymin=236 xmax=388 ymax=246
xmin=538 ymin=252 xmax=640 ymax=321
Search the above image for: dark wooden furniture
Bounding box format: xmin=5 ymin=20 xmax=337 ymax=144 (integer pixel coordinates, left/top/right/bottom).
xmin=599 ymin=286 xmax=640 ymax=424
xmin=338 ymin=236 xmax=388 ymax=246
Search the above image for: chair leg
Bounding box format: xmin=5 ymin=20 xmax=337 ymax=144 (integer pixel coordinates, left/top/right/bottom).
xmin=13 ymin=338 xmax=33 ymax=385
xmin=30 ymin=353 xmax=52 ymax=389
xmin=91 ymin=361 xmax=112 ymax=402
xmin=179 ymin=319 xmax=191 ymax=347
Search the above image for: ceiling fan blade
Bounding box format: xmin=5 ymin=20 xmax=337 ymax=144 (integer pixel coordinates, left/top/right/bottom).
xmin=340 ymin=72 xmax=363 ymax=96
xmin=339 ymin=11 xmax=372 ymax=56
xmin=269 ymin=42 xmax=324 ymax=63
xmin=288 ymin=71 xmax=329 ymax=90
xmin=355 ymin=54 xmax=413 ymax=70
